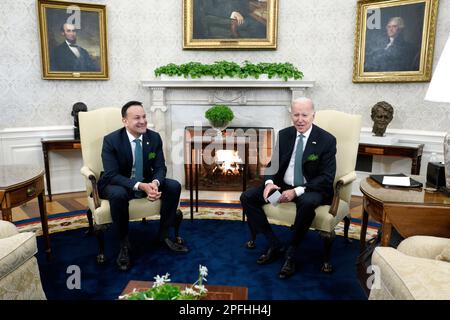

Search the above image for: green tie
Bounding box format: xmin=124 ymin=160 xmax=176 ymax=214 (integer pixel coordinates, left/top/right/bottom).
xmin=134 ymin=138 xmax=143 ymax=182
xmin=293 ymin=134 xmax=304 ymax=186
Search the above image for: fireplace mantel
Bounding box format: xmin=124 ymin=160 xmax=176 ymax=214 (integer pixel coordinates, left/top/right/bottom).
xmin=142 ymin=77 xmax=315 ymax=179
xmin=141 ymin=78 xmax=315 ymax=89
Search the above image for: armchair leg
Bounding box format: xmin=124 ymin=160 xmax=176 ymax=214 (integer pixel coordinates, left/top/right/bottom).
xmin=174 ymin=209 xmax=184 ymax=245
xmin=343 ymin=216 xmax=352 ymax=243
xmin=320 ymin=230 xmax=335 ymax=273
xmin=94 ymin=225 xmax=107 ymax=264
xmin=85 ymin=208 xmax=94 ymax=235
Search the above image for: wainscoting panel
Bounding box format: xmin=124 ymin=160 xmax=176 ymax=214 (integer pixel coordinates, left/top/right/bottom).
xmin=0 ymin=126 xmax=84 ymax=196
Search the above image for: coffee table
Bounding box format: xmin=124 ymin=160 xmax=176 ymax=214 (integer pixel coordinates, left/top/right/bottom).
xmin=121 ymin=280 xmax=248 ymax=300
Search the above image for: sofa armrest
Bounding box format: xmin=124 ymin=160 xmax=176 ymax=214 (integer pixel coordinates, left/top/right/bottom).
xmin=0 ymin=221 xmax=18 ymax=239
xmin=398 ymin=236 xmax=450 ymax=260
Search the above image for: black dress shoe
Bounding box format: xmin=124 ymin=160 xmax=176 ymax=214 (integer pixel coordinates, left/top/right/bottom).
xmin=279 ymin=257 xmax=295 ymax=279
xmin=257 ymin=246 xmax=284 ymax=265
xmin=163 ymin=238 xmax=189 ymax=253
xmin=116 ymin=244 xmax=131 ymax=271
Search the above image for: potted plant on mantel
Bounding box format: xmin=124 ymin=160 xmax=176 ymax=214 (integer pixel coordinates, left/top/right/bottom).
xmin=205 ymin=104 xmax=234 ymax=137
xmin=154 ymin=60 xmax=303 ymax=81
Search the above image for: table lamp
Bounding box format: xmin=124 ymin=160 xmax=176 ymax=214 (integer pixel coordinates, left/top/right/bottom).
xmin=425 ymin=34 xmax=450 ymax=196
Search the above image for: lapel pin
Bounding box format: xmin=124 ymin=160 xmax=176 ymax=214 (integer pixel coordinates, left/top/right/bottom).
xmin=312 ymin=141 xmax=317 ymax=144
xmin=146 ymin=142 xmax=149 ymax=145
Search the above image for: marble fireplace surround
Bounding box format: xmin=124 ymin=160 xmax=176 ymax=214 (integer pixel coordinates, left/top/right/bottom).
xmin=142 ymin=78 xmax=315 ymax=183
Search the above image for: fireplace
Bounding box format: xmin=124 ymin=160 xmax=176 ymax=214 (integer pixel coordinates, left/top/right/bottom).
xmin=184 ymin=126 xmax=273 ymax=191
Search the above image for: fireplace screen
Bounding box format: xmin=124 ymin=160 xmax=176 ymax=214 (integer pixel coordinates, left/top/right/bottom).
xmin=184 ymin=127 xmax=273 ymax=191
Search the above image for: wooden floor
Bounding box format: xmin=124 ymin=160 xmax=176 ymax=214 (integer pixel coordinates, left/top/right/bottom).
xmin=8 ymin=191 xmax=364 ymax=223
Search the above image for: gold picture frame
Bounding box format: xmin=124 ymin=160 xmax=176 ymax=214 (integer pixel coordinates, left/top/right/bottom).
xmin=183 ymin=0 xmax=278 ymax=49
xmin=353 ymin=0 xmax=439 ymax=83
xmin=37 ymin=0 xmax=108 ymax=80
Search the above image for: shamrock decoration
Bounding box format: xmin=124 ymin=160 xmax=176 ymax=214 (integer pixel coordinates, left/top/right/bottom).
xmin=307 ymin=153 xmax=319 ymax=161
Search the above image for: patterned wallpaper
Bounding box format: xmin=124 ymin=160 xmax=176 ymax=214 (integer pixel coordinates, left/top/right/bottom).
xmin=0 ymin=0 xmax=449 ymax=131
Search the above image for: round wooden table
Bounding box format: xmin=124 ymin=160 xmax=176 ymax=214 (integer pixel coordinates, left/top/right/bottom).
xmin=0 ymin=165 xmax=51 ymax=259
xmin=359 ymin=175 xmax=450 ymax=252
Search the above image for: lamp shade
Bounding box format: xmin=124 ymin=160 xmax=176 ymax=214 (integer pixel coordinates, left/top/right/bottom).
xmin=425 ymin=34 xmax=450 ymax=103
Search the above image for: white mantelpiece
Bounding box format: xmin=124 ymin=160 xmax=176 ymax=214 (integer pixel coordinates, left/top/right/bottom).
xmin=142 ymin=78 xmax=315 ymax=180
xmin=141 ymin=78 xmax=315 ymax=89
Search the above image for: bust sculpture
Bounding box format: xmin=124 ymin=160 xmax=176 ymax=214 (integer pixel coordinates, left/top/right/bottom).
xmin=371 ymin=101 xmax=394 ymax=137
xmin=71 ymin=102 xmax=88 ymax=140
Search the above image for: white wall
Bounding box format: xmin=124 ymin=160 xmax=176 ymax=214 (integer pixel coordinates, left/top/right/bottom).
xmin=1 ymin=0 xmax=449 ymax=130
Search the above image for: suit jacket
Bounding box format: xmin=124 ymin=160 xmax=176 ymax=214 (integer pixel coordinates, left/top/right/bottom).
xmin=50 ymin=42 xmax=99 ymax=72
xmin=97 ymin=128 xmax=167 ymax=194
xmin=264 ymin=124 xmax=336 ymax=199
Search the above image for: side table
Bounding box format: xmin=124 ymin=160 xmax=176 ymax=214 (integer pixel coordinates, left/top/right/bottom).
xmin=41 ymin=139 xmax=81 ymax=201
xmin=0 ymin=165 xmax=51 ymax=260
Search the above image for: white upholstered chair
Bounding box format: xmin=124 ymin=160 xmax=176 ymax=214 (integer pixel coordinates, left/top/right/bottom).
xmin=79 ymin=107 xmax=182 ymax=264
xmin=258 ymin=110 xmax=362 ymax=272
xmin=0 ymin=220 xmax=46 ymax=300
xmin=369 ymin=236 xmax=450 ymax=300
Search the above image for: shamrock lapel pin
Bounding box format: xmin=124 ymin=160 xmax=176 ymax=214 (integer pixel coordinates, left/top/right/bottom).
xmin=307 ymin=153 xmax=319 ymax=161
xmin=148 ymin=152 xmax=156 ymax=160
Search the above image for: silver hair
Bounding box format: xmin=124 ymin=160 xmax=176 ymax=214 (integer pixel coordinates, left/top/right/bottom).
xmin=291 ymin=97 xmax=315 ymax=111
xmin=387 ymin=17 xmax=405 ymax=29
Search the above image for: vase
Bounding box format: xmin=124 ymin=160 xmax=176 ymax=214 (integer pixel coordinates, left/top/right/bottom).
xmin=208 ymin=121 xmax=229 ymax=138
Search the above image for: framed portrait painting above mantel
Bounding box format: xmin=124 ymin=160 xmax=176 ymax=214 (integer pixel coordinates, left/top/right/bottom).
xmin=37 ymin=0 xmax=108 ymax=80
xmin=183 ymin=0 xmax=278 ymax=49
xmin=353 ymin=0 xmax=439 ymax=83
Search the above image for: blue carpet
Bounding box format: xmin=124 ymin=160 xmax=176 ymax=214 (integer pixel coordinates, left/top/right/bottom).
xmin=36 ymin=219 xmax=366 ymax=300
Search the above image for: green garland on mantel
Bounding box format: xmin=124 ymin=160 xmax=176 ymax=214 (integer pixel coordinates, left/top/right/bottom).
xmin=154 ymin=60 xmax=303 ymax=81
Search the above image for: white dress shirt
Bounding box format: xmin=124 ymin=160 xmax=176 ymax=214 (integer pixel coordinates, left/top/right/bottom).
xmin=266 ymin=125 xmax=312 ymax=197
xmin=66 ymin=40 xmax=80 ymax=58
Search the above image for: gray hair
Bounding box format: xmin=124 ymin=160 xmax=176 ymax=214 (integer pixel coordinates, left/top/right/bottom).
xmin=387 ymin=17 xmax=405 ymax=29
xmin=291 ymin=97 xmax=315 ymax=111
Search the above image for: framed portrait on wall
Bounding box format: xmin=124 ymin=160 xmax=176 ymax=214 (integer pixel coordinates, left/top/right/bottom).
xmin=37 ymin=0 xmax=108 ymax=80
xmin=353 ymin=0 xmax=439 ymax=83
xmin=183 ymin=0 xmax=278 ymax=49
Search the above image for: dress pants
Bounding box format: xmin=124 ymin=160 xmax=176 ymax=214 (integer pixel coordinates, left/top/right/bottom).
xmin=240 ymin=183 xmax=324 ymax=247
xmin=100 ymin=178 xmax=181 ymax=241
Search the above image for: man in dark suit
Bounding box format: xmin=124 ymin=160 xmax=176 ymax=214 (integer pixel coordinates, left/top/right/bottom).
xmin=240 ymin=97 xmax=336 ymax=279
xmin=98 ymin=101 xmax=188 ymax=271
xmin=50 ymin=23 xmax=99 ymax=72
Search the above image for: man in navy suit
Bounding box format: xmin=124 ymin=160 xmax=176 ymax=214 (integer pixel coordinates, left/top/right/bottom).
xmin=50 ymin=23 xmax=99 ymax=72
xmin=98 ymin=101 xmax=188 ymax=271
xmin=240 ymin=97 xmax=336 ymax=279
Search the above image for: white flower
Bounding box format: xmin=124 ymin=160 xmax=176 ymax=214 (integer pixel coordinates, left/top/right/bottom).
xmin=182 ymin=287 xmax=199 ymax=296
xmin=199 ymin=265 xmax=208 ymax=280
xmin=194 ymin=284 xmax=208 ymax=294
xmin=153 ymin=273 xmax=171 ymax=287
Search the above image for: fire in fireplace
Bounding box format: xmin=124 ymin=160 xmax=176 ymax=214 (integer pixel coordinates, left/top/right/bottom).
xmin=184 ymin=126 xmax=273 ymax=191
